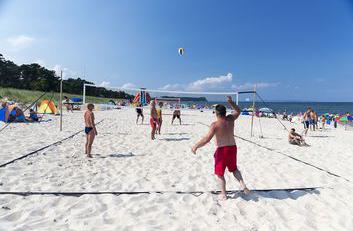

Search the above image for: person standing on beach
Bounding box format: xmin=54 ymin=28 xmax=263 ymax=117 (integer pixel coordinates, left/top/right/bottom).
xmin=303 ymin=108 xmax=311 ymax=135
xmin=310 ymin=109 xmax=316 ymax=131
xmin=150 ymin=101 xmax=158 ymax=140
xmin=84 ymin=104 xmax=97 ymax=158
xmin=156 ymin=102 xmax=163 ymax=134
xmin=191 ymin=96 xmax=250 ymax=200
xmin=172 ymin=107 xmax=182 ymax=125
xmin=136 ymin=102 xmax=144 ymax=124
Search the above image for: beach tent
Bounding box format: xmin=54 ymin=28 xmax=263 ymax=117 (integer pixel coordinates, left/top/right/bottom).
xmin=0 ymin=105 xmax=17 ymax=122
xmin=38 ymin=100 xmax=58 ymax=114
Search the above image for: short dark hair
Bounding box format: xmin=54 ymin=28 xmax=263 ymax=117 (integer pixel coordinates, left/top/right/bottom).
xmin=291 ymin=128 xmax=295 ymax=132
xmin=87 ymin=103 xmax=94 ymax=110
xmin=215 ymin=104 xmax=226 ymax=117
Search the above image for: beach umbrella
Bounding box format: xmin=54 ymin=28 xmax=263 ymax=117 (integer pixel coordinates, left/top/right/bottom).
xmin=259 ymin=107 xmax=272 ymax=113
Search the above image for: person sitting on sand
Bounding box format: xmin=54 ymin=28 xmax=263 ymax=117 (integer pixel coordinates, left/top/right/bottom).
xmin=191 ymin=96 xmax=250 ymax=200
xmin=156 ymin=102 xmax=163 ymax=134
xmin=27 ymin=109 xmax=39 ymax=122
xmin=12 ymin=107 xmax=25 ymax=122
xmin=171 ymin=107 xmax=182 ymax=125
xmin=288 ymin=128 xmax=308 ymax=146
xmin=150 ymin=101 xmax=158 ymax=140
xmin=84 ymin=104 xmax=97 ymax=158
xmin=135 ymin=102 xmax=144 ymax=124
xmin=64 ymin=96 xmax=73 ymax=113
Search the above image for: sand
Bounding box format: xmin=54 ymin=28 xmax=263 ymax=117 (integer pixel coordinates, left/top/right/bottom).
xmin=0 ymin=108 xmax=353 ymax=230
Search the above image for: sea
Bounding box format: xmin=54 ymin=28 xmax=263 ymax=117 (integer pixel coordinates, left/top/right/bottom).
xmin=191 ymin=102 xmax=353 ymax=115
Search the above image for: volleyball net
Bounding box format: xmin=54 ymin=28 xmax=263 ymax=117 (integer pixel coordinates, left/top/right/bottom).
xmin=82 ymin=83 xmax=257 ymax=109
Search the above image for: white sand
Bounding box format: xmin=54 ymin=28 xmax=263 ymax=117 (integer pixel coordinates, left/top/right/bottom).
xmin=0 ymin=108 xmax=353 ymax=230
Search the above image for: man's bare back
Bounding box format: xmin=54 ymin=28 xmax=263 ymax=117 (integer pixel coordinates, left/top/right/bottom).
xmin=212 ymin=115 xmax=236 ymax=147
xmin=84 ymin=110 xmax=94 ymax=127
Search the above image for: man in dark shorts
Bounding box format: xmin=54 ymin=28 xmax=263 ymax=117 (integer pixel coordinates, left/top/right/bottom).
xmin=84 ymin=104 xmax=97 ymax=158
xmin=171 ymin=107 xmax=181 ymax=125
xmin=136 ymin=103 xmax=144 ymax=124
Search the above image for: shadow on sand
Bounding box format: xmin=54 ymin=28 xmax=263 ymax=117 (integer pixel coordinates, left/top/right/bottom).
xmin=308 ymin=135 xmax=333 ymax=138
xmin=228 ymin=188 xmax=320 ymax=202
xmin=163 ymin=132 xmax=188 ymax=135
xmin=159 ymin=137 xmax=190 ymax=141
xmin=95 ymin=153 xmax=143 ymax=158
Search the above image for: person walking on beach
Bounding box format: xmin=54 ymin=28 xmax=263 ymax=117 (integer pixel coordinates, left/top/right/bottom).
xmin=84 ymin=104 xmax=97 ymax=158
xmin=150 ymin=101 xmax=158 ymax=140
xmin=191 ymin=96 xmax=250 ymax=200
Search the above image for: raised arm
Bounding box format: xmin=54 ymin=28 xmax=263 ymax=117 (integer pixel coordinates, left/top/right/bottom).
xmin=192 ymin=123 xmax=216 ymax=154
xmin=227 ymin=96 xmax=241 ymax=120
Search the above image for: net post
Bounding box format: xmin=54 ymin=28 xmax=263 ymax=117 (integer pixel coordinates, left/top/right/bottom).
xmin=250 ymin=85 xmax=257 ymax=137
xmin=59 ymin=70 xmax=63 ymax=132
xmin=83 ymin=83 xmax=86 ymax=105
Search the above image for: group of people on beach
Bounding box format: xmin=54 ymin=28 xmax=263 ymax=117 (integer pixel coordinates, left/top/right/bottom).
xmin=1 ymin=102 xmax=39 ymax=123
xmin=83 ymin=96 xmax=249 ymax=200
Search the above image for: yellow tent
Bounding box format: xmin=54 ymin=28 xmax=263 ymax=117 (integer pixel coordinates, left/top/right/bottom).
xmin=38 ymin=100 xmax=58 ymax=114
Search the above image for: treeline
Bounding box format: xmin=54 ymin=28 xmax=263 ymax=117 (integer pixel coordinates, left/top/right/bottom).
xmin=0 ymin=54 xmax=133 ymax=99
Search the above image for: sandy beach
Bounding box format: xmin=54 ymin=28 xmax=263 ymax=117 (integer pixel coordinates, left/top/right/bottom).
xmin=0 ymin=108 xmax=353 ymax=230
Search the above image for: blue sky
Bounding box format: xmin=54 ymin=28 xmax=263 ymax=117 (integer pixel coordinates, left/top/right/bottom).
xmin=1 ymin=0 xmax=353 ymax=101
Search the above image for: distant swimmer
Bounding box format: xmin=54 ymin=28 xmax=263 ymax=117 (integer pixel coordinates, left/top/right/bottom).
xmin=84 ymin=104 xmax=97 ymax=158
xmin=150 ymin=101 xmax=158 ymax=140
xmin=191 ymin=96 xmax=250 ymax=200
xmin=171 ymin=107 xmax=181 ymax=125
xmin=136 ymin=102 xmax=144 ymax=124
xmin=156 ymin=102 xmax=163 ymax=135
xmin=288 ymin=128 xmax=308 ymax=146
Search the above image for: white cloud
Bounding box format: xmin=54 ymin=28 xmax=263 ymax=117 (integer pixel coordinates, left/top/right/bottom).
xmin=99 ymin=81 xmax=111 ymax=87
xmin=160 ymin=83 xmax=183 ymax=91
xmin=187 ymin=73 xmax=232 ymax=91
xmin=232 ymin=82 xmax=279 ymax=91
xmin=121 ymin=83 xmax=136 ymax=89
xmin=6 ymin=35 xmax=35 ymax=48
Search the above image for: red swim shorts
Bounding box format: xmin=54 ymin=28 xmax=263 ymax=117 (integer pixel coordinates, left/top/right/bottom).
xmin=214 ymin=145 xmax=237 ymax=176
xmin=150 ymin=118 xmax=157 ymax=129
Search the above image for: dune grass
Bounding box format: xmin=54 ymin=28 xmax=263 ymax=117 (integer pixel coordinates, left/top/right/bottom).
xmin=0 ymin=87 xmax=116 ymax=105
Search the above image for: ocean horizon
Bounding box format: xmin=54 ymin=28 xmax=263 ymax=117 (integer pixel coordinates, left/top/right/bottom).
xmin=197 ymin=101 xmax=353 ymax=115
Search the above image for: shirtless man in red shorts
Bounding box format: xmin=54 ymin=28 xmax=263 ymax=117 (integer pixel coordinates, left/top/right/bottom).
xmin=192 ymin=96 xmax=250 ymax=200
xmin=150 ymin=100 xmax=158 ymax=140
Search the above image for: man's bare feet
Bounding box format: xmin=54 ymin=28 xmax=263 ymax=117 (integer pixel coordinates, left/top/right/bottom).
xmin=218 ymin=193 xmax=227 ymax=201
xmin=243 ymin=187 xmax=251 ymax=194
xmin=87 ymin=154 xmax=92 ymax=158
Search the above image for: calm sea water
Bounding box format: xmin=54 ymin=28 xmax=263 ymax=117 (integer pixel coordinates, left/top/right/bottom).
xmin=195 ymin=102 xmax=353 ymax=115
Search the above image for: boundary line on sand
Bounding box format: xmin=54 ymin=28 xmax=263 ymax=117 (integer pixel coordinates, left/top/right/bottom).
xmin=197 ymin=122 xmax=352 ymax=182
xmin=0 ymin=119 xmax=104 ymax=168
xmin=0 ymin=187 xmax=322 ymax=197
